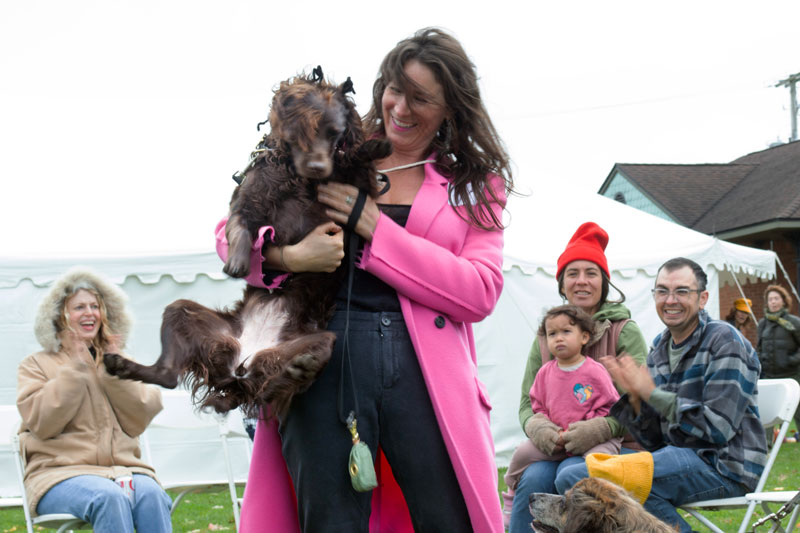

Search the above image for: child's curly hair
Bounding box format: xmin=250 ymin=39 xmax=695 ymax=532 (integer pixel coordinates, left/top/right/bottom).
xmin=538 ymin=304 xmax=595 ymax=338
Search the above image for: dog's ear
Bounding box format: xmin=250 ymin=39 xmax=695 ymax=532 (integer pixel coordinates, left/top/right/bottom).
xmin=339 ymin=76 xmax=355 ymax=96
xmin=337 ymin=80 xmax=364 ymax=153
xmin=268 ymin=81 xmax=292 ymax=150
xmin=562 ymin=479 xmax=621 ymax=533
xmin=357 ymin=138 xmax=392 ymax=162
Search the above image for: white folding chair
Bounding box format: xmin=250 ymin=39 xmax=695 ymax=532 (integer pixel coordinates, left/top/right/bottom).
xmin=680 ymin=378 xmax=800 ymax=533
xmin=142 ymin=389 xmax=240 ymax=520
xmin=218 ymin=409 xmax=253 ymax=532
xmin=745 ymin=491 xmax=800 ymax=532
xmin=0 ymin=405 xmax=25 ymax=510
xmin=10 ymin=418 xmax=91 ymax=533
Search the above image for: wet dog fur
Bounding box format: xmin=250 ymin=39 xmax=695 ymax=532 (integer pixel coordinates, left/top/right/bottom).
xmin=529 ymin=477 xmax=678 ymax=533
xmin=104 ymin=70 xmax=391 ymax=418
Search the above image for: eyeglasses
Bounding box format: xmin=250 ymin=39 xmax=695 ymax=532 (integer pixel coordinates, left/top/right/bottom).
xmin=651 ymin=288 xmax=703 ymax=301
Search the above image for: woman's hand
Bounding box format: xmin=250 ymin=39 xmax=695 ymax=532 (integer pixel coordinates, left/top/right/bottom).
xmin=282 ymin=221 xmax=344 ymax=273
xmin=316 ymin=183 xmax=380 ymax=242
xmin=60 ymin=330 xmax=92 ymax=360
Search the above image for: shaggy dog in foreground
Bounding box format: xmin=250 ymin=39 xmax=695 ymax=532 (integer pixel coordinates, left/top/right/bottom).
xmin=104 ymin=68 xmax=391 ymax=417
xmin=530 ymin=477 xmax=678 ymax=533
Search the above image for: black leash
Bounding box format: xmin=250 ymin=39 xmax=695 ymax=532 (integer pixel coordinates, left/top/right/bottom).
xmin=335 ymin=189 xmax=379 ymax=492
xmin=337 ymin=189 xmax=367 ymax=430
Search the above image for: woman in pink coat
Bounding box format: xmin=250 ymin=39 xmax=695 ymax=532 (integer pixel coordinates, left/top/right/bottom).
xmin=218 ymin=27 xmax=514 ymax=532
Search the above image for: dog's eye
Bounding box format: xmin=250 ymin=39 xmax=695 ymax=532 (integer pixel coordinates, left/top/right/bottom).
xmin=326 ymin=127 xmax=343 ymax=141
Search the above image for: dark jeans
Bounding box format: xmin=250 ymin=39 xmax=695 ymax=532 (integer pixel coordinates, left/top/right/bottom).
xmin=279 ymin=310 xmax=471 ymax=532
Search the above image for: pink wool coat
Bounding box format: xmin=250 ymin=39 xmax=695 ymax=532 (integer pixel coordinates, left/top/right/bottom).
xmin=216 ymin=162 xmax=506 ymax=532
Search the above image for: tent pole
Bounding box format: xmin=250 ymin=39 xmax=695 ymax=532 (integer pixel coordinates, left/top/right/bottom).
xmin=775 ymin=254 xmax=800 ymax=307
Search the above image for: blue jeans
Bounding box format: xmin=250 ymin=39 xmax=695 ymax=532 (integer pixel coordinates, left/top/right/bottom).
xmin=37 ymin=474 xmax=172 ymax=533
xmin=554 ymin=445 xmax=746 ymax=533
xmin=508 ymin=456 xmax=584 ymax=533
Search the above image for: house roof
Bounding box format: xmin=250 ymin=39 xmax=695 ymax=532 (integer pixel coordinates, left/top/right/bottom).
xmin=603 ymin=140 xmax=800 ymax=235
xmin=607 ymin=163 xmax=756 ymax=227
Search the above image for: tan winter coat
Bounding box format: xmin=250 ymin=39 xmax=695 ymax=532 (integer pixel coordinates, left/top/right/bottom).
xmin=16 ymin=267 xmax=163 ymax=516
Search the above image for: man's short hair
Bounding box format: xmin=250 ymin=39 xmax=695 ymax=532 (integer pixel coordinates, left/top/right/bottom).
xmin=656 ymin=257 xmax=708 ymax=291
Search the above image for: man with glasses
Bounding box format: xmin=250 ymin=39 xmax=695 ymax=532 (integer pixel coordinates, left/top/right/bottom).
xmin=554 ymin=257 xmax=767 ymax=533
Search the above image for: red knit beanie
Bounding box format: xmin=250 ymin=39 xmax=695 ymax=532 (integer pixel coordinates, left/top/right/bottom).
xmin=556 ymin=222 xmax=610 ymax=279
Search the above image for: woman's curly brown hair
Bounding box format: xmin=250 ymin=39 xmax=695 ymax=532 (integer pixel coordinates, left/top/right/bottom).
xmin=765 ymin=284 xmax=792 ymax=310
xmin=363 ymin=27 xmax=514 ymax=230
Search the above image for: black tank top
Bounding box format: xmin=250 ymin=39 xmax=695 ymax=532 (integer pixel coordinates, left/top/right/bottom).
xmin=334 ymin=204 xmax=411 ymax=312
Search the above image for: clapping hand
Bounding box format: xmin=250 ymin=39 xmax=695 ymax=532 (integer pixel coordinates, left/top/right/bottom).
xmin=600 ymin=353 xmax=654 ymax=414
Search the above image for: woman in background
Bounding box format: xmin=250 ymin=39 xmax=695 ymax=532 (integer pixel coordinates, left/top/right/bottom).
xmin=757 ymin=284 xmax=800 ymax=438
xmin=17 ymin=267 xmax=172 ymax=533
xmin=725 ymin=297 xmax=755 ymax=338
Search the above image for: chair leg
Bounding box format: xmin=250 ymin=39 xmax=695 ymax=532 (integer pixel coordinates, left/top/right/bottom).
xmin=738 ymin=501 xmax=760 ymax=533
xmin=55 ymin=520 xmax=85 ymax=533
xmin=683 ymin=508 xmax=726 ymax=533
xmin=785 ymin=503 xmax=800 ymax=532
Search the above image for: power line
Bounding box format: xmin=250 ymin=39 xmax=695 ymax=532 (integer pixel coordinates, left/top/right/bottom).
xmin=776 ymin=73 xmax=800 ymax=142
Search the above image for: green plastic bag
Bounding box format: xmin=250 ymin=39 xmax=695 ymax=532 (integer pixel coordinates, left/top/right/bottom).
xmin=348 ymin=439 xmax=377 ymax=492
xmin=346 ymin=414 xmax=377 ymax=492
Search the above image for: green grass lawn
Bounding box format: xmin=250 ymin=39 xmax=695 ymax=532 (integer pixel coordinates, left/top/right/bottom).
xmin=498 ymin=440 xmax=800 ymax=532
xmin=0 ymin=486 xmax=244 ymax=533
xmin=2 ymin=443 xmax=800 ymax=532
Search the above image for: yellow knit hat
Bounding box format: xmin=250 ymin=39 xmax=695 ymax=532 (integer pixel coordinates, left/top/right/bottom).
xmin=585 ymin=452 xmax=654 ymax=504
xmin=734 ymin=298 xmax=753 ymax=313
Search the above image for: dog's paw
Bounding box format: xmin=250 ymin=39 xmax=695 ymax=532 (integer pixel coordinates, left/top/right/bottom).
xmin=223 ymin=256 xmax=251 ymax=279
xmin=285 ymin=352 xmax=326 ymax=384
xmin=103 ymin=352 xmax=130 ymax=378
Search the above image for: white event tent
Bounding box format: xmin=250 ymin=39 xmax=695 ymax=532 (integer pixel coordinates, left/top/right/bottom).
xmin=0 ymin=192 xmax=777 ymax=472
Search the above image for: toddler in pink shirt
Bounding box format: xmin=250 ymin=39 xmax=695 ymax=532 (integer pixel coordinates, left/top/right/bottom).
xmin=505 ymin=305 xmax=623 ymax=490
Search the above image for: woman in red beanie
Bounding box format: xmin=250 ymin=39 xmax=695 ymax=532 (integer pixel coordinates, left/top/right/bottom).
xmin=505 ymin=222 xmax=649 ymax=532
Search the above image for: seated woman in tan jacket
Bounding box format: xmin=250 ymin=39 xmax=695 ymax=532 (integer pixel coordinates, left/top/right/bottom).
xmin=16 ymin=267 xmax=172 ymax=533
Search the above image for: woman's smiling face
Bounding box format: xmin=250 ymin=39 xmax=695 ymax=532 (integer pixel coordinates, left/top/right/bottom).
xmin=65 ymin=289 xmax=102 ymax=345
xmin=562 ymin=260 xmax=603 ymax=314
xmin=381 ymin=59 xmax=448 ymax=159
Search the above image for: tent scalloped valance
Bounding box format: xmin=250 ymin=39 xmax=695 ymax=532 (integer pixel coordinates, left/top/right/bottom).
xmin=0 ymin=252 xmax=229 ymax=289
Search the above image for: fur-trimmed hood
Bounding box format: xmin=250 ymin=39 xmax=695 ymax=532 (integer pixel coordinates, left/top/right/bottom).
xmin=34 ymin=267 xmax=132 ymax=353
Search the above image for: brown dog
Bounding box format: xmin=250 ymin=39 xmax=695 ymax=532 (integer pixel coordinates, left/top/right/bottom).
xmin=104 ymin=69 xmax=391 ymax=418
xmin=530 ymin=477 xmax=678 ymax=533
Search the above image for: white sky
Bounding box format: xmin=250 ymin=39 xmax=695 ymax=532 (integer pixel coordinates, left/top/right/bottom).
xmin=2 ymin=0 xmax=799 ymax=256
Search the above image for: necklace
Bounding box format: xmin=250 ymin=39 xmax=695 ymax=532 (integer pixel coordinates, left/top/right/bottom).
xmin=377 ymin=159 xmax=436 ymax=173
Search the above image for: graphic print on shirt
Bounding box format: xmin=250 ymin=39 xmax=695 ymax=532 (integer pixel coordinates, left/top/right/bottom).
xmin=573 ymin=383 xmax=594 ymax=404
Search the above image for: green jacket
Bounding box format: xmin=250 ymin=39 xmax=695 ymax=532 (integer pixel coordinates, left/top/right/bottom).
xmin=517 ymin=302 xmax=648 ymax=437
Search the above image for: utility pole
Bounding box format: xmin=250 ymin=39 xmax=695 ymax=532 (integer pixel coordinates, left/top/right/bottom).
xmin=776 ymin=73 xmax=800 ymax=142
